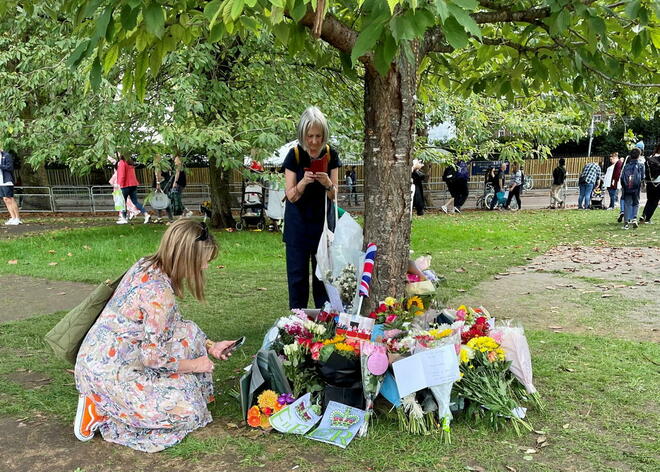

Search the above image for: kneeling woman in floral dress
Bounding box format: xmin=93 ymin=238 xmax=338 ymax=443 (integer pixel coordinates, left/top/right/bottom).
xmin=74 ymin=219 xmax=235 ymax=452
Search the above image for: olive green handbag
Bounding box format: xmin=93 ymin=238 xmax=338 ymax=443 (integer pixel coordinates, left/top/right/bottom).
xmin=44 ymin=272 xmax=125 ymax=365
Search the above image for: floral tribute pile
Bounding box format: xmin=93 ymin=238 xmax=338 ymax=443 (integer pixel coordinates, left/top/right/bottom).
xmin=246 ymin=299 xmax=542 ymax=443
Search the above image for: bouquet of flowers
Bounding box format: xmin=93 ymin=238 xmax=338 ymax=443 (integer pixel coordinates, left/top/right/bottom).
xmin=454 ymin=336 xmax=532 ymax=435
xmin=357 ymin=341 xmax=387 ymax=437
xmin=325 ymin=263 xmax=358 ymax=310
xmin=247 ymin=391 xmax=296 ymax=429
xmin=368 ymin=296 xmax=425 ymax=331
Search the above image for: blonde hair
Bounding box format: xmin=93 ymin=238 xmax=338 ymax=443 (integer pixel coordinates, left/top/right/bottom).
xmin=144 ymin=219 xmax=218 ymax=301
xmin=297 ymin=106 xmax=329 ymax=152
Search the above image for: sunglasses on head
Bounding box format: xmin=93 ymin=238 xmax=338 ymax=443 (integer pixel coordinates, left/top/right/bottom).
xmin=196 ymin=222 xmax=209 ymax=242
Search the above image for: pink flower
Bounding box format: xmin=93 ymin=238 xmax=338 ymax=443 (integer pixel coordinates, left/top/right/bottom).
xmin=385 ymin=314 xmax=398 ymax=323
xmin=490 ymin=331 xmax=503 ymax=344
xmin=455 ymin=309 xmax=466 ymax=321
xmin=383 ymin=329 xmax=402 ymax=339
xmin=310 ymin=342 xmax=323 ymax=360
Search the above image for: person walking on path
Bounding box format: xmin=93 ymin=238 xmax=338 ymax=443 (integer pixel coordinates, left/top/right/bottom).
xmin=412 ymin=160 xmax=425 ymax=216
xmin=577 ymin=161 xmax=602 ymax=209
xmin=452 ymin=160 xmax=470 ymax=213
xmin=603 ymin=152 xmax=621 ymax=210
xmin=283 ymin=106 xmax=340 ymax=309
xmin=550 ymin=158 xmax=567 ymax=209
xmin=640 ymin=144 xmax=660 ymax=224
xmin=620 ymin=147 xmax=645 ymax=229
xmin=170 ymin=155 xmax=193 ymax=217
xmin=117 ymin=152 xmax=151 ymax=224
xmin=504 ymin=162 xmax=523 ymax=210
xmin=153 ymin=155 xmax=174 ymax=223
xmin=349 ymin=166 xmax=358 ymax=205
xmin=0 ymin=148 xmax=21 ymax=225
xmin=441 ymin=164 xmax=457 ymax=214
xmin=488 ymin=162 xmax=506 ymax=210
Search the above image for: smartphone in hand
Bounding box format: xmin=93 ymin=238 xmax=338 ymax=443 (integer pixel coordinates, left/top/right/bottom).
xmin=224 ymin=336 xmax=246 ymax=354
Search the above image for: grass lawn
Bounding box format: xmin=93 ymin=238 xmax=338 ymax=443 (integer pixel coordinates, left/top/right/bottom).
xmin=0 ymin=209 xmax=658 ymax=472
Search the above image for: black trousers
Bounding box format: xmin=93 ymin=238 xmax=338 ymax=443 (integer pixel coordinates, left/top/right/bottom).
xmin=505 ymin=186 xmax=521 ymax=209
xmin=286 ymin=244 xmax=328 ymax=309
xmin=642 ymin=183 xmax=660 ymax=222
xmin=453 ymin=180 xmax=469 ymax=208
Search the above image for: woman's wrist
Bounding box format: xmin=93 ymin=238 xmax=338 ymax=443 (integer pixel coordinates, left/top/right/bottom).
xmin=205 ymin=339 xmax=214 ymax=351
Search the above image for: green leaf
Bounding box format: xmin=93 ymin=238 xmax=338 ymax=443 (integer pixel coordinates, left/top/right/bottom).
xmin=94 ymin=5 xmax=114 ymax=40
xmin=120 ymin=5 xmax=138 ymax=31
xmin=442 ymin=16 xmax=468 ymax=49
xmin=588 ymin=16 xmax=606 ymax=37
xmin=411 ymin=9 xmax=436 ymax=35
xmin=448 ymin=4 xmax=481 ymax=38
xmin=624 ymin=0 xmax=640 ymax=19
xmin=291 ymin=0 xmax=307 ymax=21
xmin=204 ymin=23 xmax=221 ymax=42
xmin=204 ymin=0 xmax=223 ymax=26
xmin=351 ymin=18 xmax=386 ymax=62
xmin=572 ymin=75 xmax=583 ymax=93
xmin=103 ymin=44 xmax=119 ymax=74
xmin=135 ymin=51 xmax=148 ymax=79
xmin=89 ymin=57 xmax=102 ymax=90
xmin=135 ymin=73 xmax=147 ymax=101
xmin=272 ymin=22 xmax=290 ymax=44
xmin=121 ymin=68 xmax=134 ymax=96
xmin=144 ymin=3 xmax=165 ymax=39
xmin=374 ymin=32 xmax=397 ymax=75
xmin=390 ymin=15 xmax=416 ymax=42
xmin=451 ymin=0 xmax=478 ymax=9
xmin=387 ymin=0 xmax=400 ymax=14
xmin=434 ymin=0 xmax=449 ymax=21
xmin=551 ymin=9 xmax=570 ymax=35
xmin=67 ymin=40 xmax=91 ymax=69
xmin=630 ymin=34 xmax=643 ymax=57
xmin=230 ymin=0 xmax=245 ymax=21
xmin=651 ymin=28 xmax=660 ymax=49
xmin=135 ymin=27 xmax=149 ymax=52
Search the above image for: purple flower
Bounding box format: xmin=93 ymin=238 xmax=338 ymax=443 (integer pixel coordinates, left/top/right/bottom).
xmin=278 ymin=393 xmax=296 ymax=405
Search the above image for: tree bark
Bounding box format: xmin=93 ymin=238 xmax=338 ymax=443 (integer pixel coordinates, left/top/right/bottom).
xmin=208 ymin=160 xmax=236 ymax=229
xmin=362 ymin=53 xmax=418 ymax=311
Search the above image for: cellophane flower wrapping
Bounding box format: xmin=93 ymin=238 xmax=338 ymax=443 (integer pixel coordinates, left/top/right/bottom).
xmin=357 ymin=341 xmax=386 ymax=437
xmin=413 ymin=329 xmax=461 ymax=443
xmin=491 ymin=321 xmax=543 ymax=409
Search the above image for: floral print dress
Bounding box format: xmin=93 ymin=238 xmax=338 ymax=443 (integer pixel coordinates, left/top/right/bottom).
xmin=75 ymin=258 xmax=213 ymax=452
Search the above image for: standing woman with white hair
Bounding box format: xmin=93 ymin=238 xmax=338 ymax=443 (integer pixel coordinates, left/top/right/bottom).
xmin=283 ymin=106 xmax=341 ymax=309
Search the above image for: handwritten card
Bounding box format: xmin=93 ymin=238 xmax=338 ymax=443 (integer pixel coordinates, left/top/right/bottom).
xmin=392 ymin=344 xmax=460 ymax=398
xmin=269 ymin=393 xmax=321 ymax=435
xmin=307 ymin=401 xmax=365 ymax=448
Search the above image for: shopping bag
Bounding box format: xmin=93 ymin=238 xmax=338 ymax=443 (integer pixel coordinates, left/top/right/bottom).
xmin=150 ymin=189 xmax=170 ymax=210
xmin=112 ymin=188 xmax=125 ymax=211
xmin=315 ymin=193 xmax=338 ymax=282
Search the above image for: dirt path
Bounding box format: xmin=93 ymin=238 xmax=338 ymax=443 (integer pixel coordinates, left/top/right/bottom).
xmin=451 ymin=246 xmax=660 ymax=343
xmin=1 ymin=246 xmax=658 ymax=471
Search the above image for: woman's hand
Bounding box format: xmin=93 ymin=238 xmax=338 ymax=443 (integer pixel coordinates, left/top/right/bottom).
xmin=315 ymin=171 xmax=332 ymax=189
xmin=208 ymin=340 xmax=236 ymax=360
xmin=301 ymin=171 xmax=316 ymax=186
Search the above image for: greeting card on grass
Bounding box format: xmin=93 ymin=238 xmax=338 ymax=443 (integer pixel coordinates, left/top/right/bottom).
xmin=307 ymin=401 xmax=365 ymax=448
xmin=269 ymin=393 xmax=321 ymax=435
xmin=392 ymin=344 xmax=460 ymax=398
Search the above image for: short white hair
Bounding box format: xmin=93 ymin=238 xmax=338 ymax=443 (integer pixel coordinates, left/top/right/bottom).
xmin=297 ymin=106 xmax=329 ymax=151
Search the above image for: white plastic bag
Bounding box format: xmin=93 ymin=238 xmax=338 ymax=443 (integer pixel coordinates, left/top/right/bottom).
xmin=330 ymin=212 xmax=364 ymax=279
xmin=315 ymin=195 xmax=337 ymax=282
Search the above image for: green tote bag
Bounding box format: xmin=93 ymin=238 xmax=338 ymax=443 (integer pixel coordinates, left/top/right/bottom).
xmin=44 ymin=272 xmax=125 ymax=365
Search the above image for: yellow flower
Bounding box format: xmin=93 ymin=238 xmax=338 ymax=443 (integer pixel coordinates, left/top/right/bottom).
xmin=466 ymin=336 xmax=505 ymax=361
xmin=257 ymin=390 xmax=278 ymax=410
xmin=429 ymin=328 xmax=453 ymax=339
xmin=457 ymin=305 xmax=467 ymax=312
xmin=335 ymin=343 xmax=356 ymax=352
xmin=323 ymin=335 xmax=346 ymax=345
xmin=406 ymin=296 xmax=425 ymax=315
xmin=459 ymin=346 xmax=474 ymax=364
xmin=384 ymin=297 xmax=397 ymax=307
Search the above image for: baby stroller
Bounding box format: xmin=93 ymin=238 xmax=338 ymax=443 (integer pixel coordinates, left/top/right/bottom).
xmin=236 ymin=181 xmax=266 ymax=230
xmin=590 ymin=183 xmax=605 ymax=209
xmin=265 ymin=183 xmax=285 ymax=232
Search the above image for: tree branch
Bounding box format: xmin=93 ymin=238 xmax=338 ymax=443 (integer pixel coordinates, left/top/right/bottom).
xmin=296 ymin=11 xmax=363 ymax=60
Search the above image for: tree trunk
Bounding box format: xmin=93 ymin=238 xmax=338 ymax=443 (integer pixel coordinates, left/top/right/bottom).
xmin=208 ymin=160 xmax=236 ymax=229
xmin=362 ymin=54 xmax=418 ymax=311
